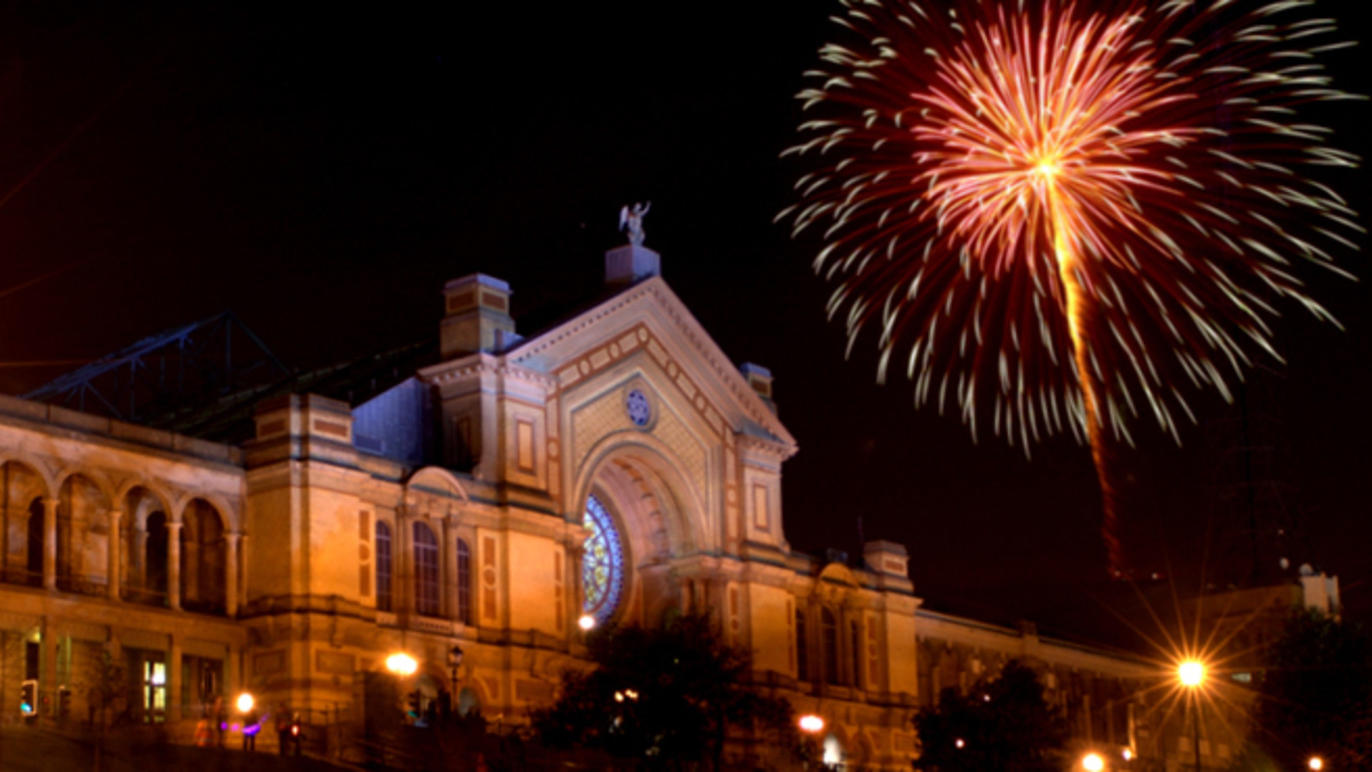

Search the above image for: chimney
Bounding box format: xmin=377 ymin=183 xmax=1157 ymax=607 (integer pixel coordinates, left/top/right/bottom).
xmin=739 ymin=363 xmax=775 ymax=411
xmin=440 ymin=274 xmax=519 ymax=359
xmin=604 ymin=243 xmax=661 ymax=285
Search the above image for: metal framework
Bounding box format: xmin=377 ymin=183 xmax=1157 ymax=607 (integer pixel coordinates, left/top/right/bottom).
xmin=24 ymin=311 xmax=289 ymax=427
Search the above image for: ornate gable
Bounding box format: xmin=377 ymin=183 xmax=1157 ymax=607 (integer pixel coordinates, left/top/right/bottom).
xmin=506 ymin=276 xmax=797 ymax=455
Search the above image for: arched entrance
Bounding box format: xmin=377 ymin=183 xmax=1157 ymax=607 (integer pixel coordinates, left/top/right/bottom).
xmin=575 ymin=442 xmax=706 ymax=629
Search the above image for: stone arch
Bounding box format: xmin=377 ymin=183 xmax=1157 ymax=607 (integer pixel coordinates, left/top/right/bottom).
xmin=57 ymin=471 xmax=111 ymax=592
xmin=181 ymin=498 xmax=226 ymax=614
xmin=122 ymin=484 xmax=173 ymax=604
xmin=1 ymin=458 xmax=51 ymax=585
xmin=572 ymin=436 xmax=707 ymax=628
xmin=171 ymin=491 xmax=239 ymax=532
xmin=404 ymin=466 xmax=470 ymax=513
xmin=573 ymin=434 xmax=707 ymax=558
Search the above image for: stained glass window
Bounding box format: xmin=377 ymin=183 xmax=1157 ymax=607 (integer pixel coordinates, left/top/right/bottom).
xmin=582 ymin=494 xmax=624 ymax=624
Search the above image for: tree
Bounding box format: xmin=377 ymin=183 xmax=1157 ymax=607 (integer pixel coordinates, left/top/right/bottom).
xmin=532 ymin=613 xmax=797 ymax=767
xmin=83 ymin=649 xmax=126 ymax=731
xmin=912 ymin=660 xmax=1068 ymax=771
xmin=1248 ymin=608 xmax=1372 ymax=769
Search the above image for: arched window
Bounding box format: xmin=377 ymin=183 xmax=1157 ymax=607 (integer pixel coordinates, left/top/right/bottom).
xmin=456 ymin=539 xmax=472 ymax=625
xmin=821 ymin=608 xmax=839 ymax=685
xmin=582 ymin=494 xmax=625 ymax=624
xmin=795 ymin=607 xmax=809 ymax=681
xmin=413 ymin=522 xmax=439 ymax=616
xmin=375 ymin=521 xmax=392 ymax=612
xmin=850 ymin=620 xmax=862 ymax=689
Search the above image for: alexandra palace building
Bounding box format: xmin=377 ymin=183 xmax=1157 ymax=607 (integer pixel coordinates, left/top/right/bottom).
xmin=0 ymin=239 xmax=1336 ymax=768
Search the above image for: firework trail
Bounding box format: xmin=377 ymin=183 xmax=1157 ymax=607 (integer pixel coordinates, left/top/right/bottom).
xmin=781 ymin=0 xmax=1363 ymax=576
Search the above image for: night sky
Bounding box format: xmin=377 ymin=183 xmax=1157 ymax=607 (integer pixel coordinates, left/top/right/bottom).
xmin=0 ymin=2 xmax=1368 ymax=636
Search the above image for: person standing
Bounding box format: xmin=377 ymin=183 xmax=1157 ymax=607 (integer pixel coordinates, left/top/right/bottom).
xmin=211 ymin=696 xmax=226 ymax=748
xmin=276 ymin=704 xmax=291 ymax=756
xmin=243 ymin=705 xmax=259 ymax=751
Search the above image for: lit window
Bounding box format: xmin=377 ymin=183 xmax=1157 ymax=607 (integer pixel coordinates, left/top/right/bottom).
xmin=582 ymin=495 xmax=625 ymax=624
xmin=822 ymin=609 xmax=839 ymax=685
xmin=413 ymin=522 xmax=439 ymax=616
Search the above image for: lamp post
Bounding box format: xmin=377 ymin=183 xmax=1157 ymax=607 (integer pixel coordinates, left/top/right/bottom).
xmin=1081 ymin=752 xmax=1105 ymax=772
xmin=1178 ymin=660 xmax=1206 ymax=771
xmin=1307 ymin=756 xmax=1325 ymax=771
xmin=447 ymin=645 xmax=464 ymax=715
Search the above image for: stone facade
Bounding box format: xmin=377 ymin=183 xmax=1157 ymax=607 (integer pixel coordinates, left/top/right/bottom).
xmin=0 ymin=247 xmax=1297 ymax=768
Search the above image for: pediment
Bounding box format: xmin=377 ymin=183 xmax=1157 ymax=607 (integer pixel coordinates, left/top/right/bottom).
xmin=505 ymin=277 xmax=796 ymax=454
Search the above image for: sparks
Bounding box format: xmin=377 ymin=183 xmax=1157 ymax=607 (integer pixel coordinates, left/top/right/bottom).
xmin=782 ymin=0 xmax=1363 ymax=575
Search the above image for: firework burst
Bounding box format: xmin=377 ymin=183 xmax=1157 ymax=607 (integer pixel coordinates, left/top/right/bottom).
xmin=781 ymin=0 xmax=1363 ymax=574
xmin=782 ymin=0 xmax=1362 ymax=448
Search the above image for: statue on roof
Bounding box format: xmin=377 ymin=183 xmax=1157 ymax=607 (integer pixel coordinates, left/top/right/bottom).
xmin=619 ymin=201 xmax=651 ymax=246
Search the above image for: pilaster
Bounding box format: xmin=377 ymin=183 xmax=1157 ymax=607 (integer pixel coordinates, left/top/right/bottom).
xmin=107 ymin=509 xmax=123 ymax=601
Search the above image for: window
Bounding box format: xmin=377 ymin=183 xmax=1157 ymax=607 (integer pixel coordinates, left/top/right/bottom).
xmin=796 ymin=608 xmax=809 ymax=681
xmin=375 ymin=521 xmax=392 ymax=612
xmin=457 ymin=538 xmax=472 ymax=625
xmin=850 ymin=620 xmax=862 ymax=689
xmin=822 ymin=608 xmax=839 ymax=685
xmin=413 ymin=522 xmax=439 ymax=616
xmin=582 ymin=494 xmax=625 ymax=624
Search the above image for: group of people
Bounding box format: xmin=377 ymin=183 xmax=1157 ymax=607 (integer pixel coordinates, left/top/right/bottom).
xmin=193 ymin=696 xmax=302 ymax=756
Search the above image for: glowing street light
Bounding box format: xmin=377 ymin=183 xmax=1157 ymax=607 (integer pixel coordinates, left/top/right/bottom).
xmin=1178 ymin=660 xmax=1206 ymax=688
xmin=798 ymin=714 xmax=825 ymax=734
xmin=1082 ymin=752 xmax=1105 ymax=771
xmin=385 ymin=652 xmax=418 ymax=676
xmin=235 ymin=692 xmax=254 ymax=714
xmin=1178 ymin=659 xmax=1207 ymax=772
xmin=578 ymin=613 xmax=596 ymax=632
xmin=1308 ymin=756 xmax=1325 ymax=771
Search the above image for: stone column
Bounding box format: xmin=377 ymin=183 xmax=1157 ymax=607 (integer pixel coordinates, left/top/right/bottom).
xmin=397 ymin=508 xmax=411 ymax=614
xmin=42 ymin=498 xmax=58 ymax=591
xmin=225 ymin=531 xmax=241 ymax=617
xmin=167 ymin=522 xmax=182 ymax=610
xmin=107 ymin=509 xmax=124 ymax=601
xmin=441 ymin=517 xmax=455 ymax=620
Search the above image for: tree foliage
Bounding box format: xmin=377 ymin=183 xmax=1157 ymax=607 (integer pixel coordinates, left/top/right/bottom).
xmin=82 ymin=649 xmax=126 ymax=729
xmin=1248 ymin=608 xmax=1372 ymax=769
xmin=532 ymin=613 xmax=796 ymax=766
xmin=912 ymin=660 xmax=1068 ymax=771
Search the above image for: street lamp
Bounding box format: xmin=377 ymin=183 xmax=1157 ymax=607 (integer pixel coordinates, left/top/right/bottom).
xmin=386 ymin=652 xmax=418 ymax=676
xmin=447 ymin=645 xmax=464 ymax=714
xmin=1178 ymin=659 xmax=1206 ymax=772
xmin=235 ymin=692 xmax=254 ymax=714
xmin=1082 ymin=752 xmax=1105 ymax=772
xmin=798 ymin=714 xmax=825 ymax=734
xmin=578 ymin=613 xmax=596 ymax=632
xmin=1308 ymin=756 xmax=1325 ymax=771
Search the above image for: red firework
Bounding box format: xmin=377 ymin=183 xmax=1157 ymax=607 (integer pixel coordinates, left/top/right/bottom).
xmin=781 ymin=0 xmax=1363 ymax=576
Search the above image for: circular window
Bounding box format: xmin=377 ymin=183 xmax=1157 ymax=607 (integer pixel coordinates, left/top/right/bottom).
xmin=583 ymin=494 xmax=625 ymax=624
xmin=625 ymin=388 xmax=652 ymax=427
